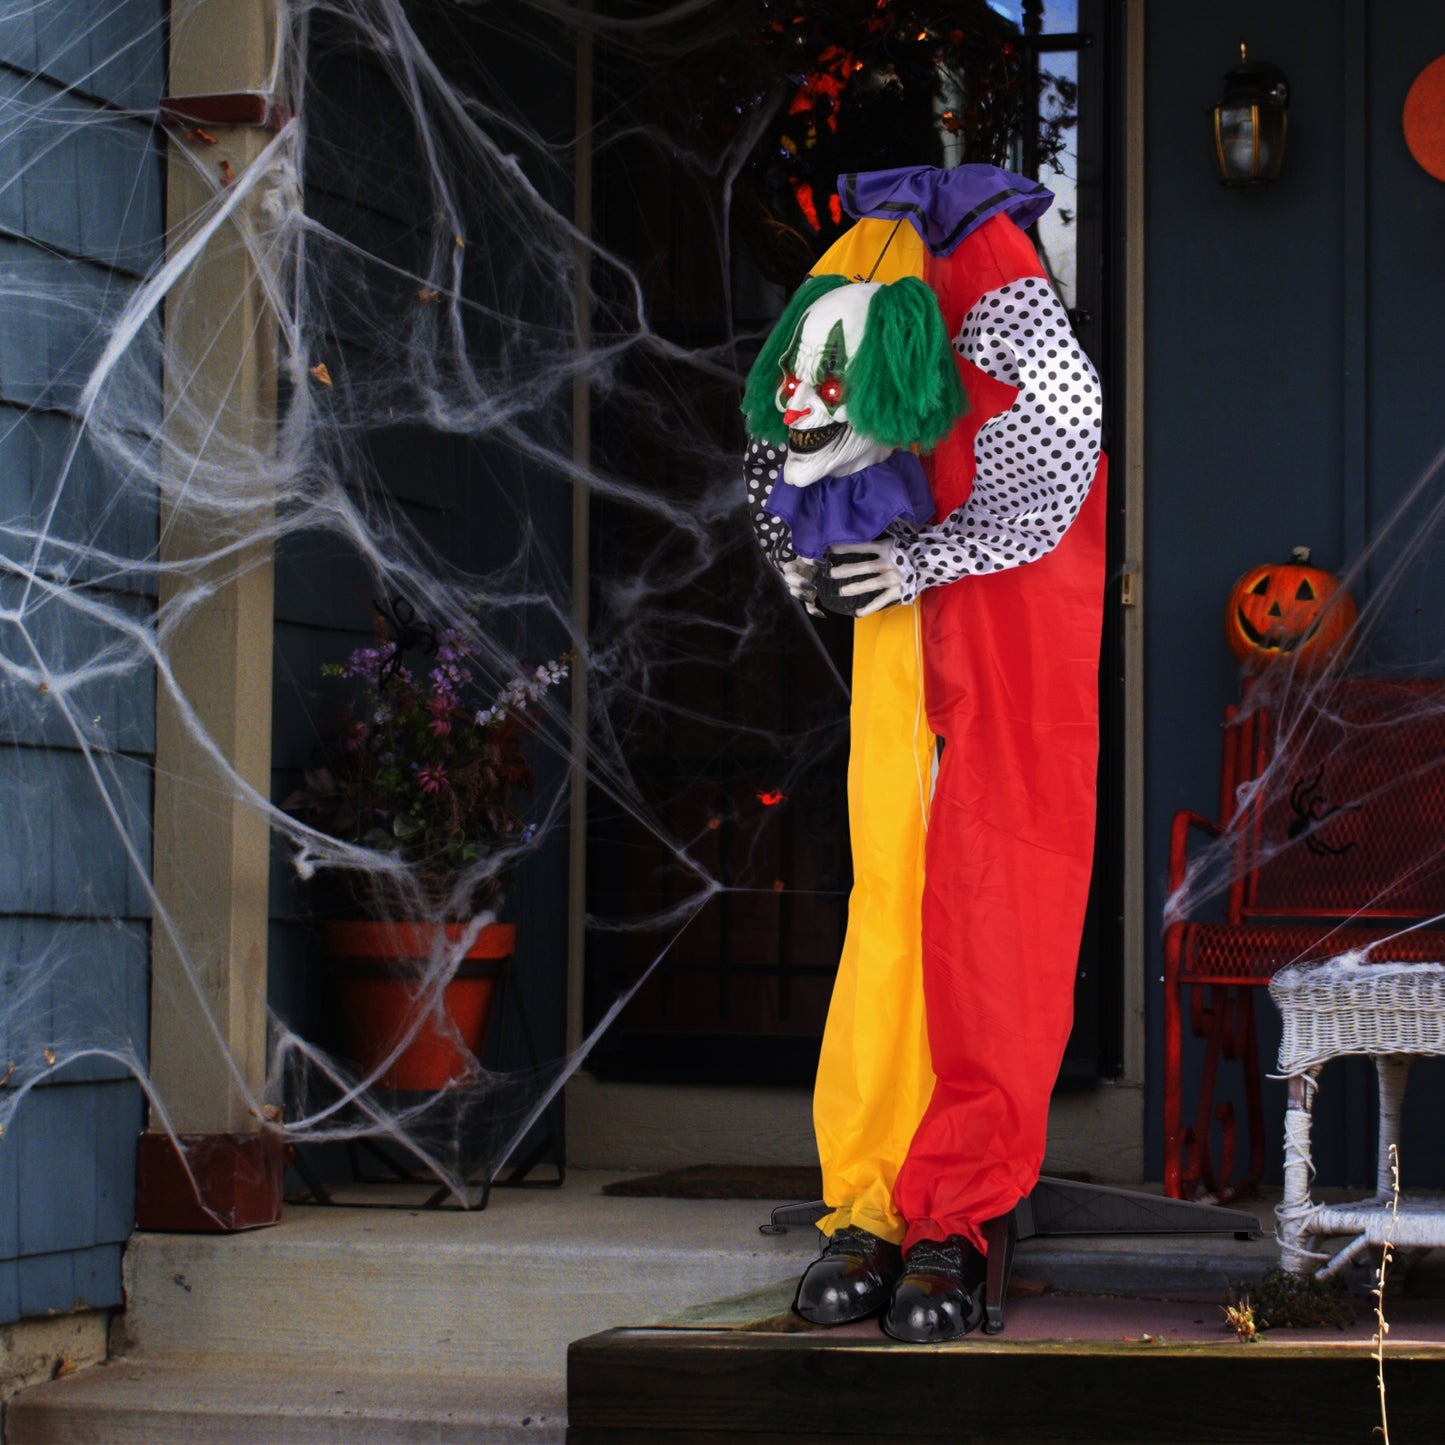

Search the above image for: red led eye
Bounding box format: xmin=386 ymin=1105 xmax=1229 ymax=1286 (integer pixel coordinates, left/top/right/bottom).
xmin=818 ymin=375 xmax=844 ymax=407
xmin=780 ymin=374 xmax=800 ymax=400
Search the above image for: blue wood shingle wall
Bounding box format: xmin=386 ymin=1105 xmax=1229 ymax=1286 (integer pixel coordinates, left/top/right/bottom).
xmin=0 ymin=0 xmax=164 ymax=1322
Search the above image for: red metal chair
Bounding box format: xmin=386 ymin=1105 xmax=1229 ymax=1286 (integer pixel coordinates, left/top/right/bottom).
xmin=1163 ymin=678 xmax=1445 ymax=1200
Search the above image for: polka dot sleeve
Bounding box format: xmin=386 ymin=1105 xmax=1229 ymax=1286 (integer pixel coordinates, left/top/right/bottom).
xmin=744 ymin=436 xmax=796 ymax=569
xmin=888 ymin=276 xmax=1103 ymax=605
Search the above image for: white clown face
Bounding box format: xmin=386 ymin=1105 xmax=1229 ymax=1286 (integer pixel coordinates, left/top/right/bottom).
xmin=777 ymin=282 xmax=892 ymax=488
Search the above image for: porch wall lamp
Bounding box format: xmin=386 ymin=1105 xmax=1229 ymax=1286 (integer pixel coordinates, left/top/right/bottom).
xmin=1208 ymin=44 xmax=1289 ymax=188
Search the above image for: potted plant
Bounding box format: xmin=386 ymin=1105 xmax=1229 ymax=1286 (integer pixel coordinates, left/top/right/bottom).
xmin=284 ymin=606 xmax=570 ymax=1091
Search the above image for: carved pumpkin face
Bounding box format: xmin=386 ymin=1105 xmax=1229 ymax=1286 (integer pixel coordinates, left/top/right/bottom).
xmin=1225 ymin=557 xmax=1357 ymax=674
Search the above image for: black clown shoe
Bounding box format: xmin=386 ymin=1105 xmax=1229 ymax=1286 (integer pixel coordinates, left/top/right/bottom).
xmin=882 ymin=1236 xmax=987 ymax=1343
xmin=793 ymin=1226 xmax=903 ymax=1325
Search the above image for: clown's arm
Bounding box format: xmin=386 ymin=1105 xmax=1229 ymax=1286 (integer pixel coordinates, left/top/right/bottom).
xmin=834 ymin=275 xmax=1103 ymax=612
xmin=745 ymin=438 xmax=822 ymax=612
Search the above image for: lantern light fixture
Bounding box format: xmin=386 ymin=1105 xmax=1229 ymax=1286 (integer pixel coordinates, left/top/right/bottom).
xmin=1208 ymin=44 xmax=1289 ymax=188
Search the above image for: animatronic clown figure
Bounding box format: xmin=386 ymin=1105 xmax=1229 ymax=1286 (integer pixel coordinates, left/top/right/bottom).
xmin=744 ymin=165 xmax=1106 ymax=1343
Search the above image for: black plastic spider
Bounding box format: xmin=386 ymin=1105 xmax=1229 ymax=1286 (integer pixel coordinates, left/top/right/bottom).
xmin=1286 ymin=763 xmax=1357 ymax=856
xmin=371 ymin=594 xmax=438 ymax=682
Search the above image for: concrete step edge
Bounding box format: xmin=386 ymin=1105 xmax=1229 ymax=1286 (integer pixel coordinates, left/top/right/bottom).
xmin=4 ymin=1358 xmax=564 ymax=1445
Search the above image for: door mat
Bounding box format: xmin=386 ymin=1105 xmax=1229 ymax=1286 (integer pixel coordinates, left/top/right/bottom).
xmin=602 ymin=1163 xmax=823 ymax=1200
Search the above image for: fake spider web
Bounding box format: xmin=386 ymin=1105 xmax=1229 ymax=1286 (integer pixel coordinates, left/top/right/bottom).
xmin=1165 ymin=443 xmax=1445 ymax=932
xmin=7 ymin=0 xmax=1440 ymax=1222
xmin=0 ymin=0 xmax=1092 ymax=1212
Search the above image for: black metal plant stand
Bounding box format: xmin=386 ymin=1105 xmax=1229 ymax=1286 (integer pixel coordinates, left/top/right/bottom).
xmin=288 ymin=952 xmax=565 ymax=1211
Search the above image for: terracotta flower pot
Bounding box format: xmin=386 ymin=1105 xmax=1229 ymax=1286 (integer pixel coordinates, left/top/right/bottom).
xmin=324 ymin=921 xmax=516 ymax=1091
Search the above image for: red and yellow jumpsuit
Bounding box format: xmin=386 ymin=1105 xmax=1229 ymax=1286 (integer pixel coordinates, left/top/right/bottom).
xmin=745 ymin=197 xmax=1106 ymax=1256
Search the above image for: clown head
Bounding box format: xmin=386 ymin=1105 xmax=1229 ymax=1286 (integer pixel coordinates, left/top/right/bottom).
xmin=775 ymin=283 xmax=889 ymax=487
xmin=742 ymin=273 xmax=967 ymax=488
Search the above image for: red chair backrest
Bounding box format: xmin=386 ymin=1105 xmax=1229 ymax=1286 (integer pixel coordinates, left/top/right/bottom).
xmin=1234 ymin=678 xmax=1445 ymax=920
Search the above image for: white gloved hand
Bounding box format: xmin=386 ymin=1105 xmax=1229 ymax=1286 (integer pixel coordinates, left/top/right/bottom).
xmin=781 ymin=556 xmax=822 ymax=617
xmin=827 ymin=542 xmax=903 ymax=616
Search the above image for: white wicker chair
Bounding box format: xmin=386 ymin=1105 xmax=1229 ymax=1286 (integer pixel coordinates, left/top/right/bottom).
xmin=1271 ymin=958 xmax=1445 ymax=1278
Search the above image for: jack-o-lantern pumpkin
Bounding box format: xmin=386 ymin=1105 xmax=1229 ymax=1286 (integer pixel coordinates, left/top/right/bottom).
xmin=1225 ymin=547 xmax=1357 ymax=674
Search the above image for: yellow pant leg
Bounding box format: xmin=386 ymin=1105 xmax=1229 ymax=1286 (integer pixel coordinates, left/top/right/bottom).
xmin=808 ymin=215 xmax=931 ymax=1243
xmin=813 ymin=604 xmax=934 ymax=1244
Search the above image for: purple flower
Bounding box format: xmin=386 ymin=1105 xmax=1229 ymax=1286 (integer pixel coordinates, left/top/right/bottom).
xmin=429 ymin=662 xmax=471 ymax=700
xmin=436 ymin=627 xmax=471 ymax=664
xmin=342 ymin=644 xmax=398 ymax=680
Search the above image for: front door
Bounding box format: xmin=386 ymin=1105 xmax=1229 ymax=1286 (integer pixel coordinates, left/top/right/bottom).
xmin=583 ymin=0 xmax=1126 ymax=1093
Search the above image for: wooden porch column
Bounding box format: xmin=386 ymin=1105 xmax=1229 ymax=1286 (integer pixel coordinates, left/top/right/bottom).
xmin=138 ymin=0 xmax=284 ymax=1231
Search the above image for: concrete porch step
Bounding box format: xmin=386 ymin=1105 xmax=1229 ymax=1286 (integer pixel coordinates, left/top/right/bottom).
xmin=3 ymin=1172 xmax=819 ymax=1444
xmin=5 ymin=1358 xmax=563 ymax=1444
xmin=110 ymin=1177 xmax=818 ymax=1374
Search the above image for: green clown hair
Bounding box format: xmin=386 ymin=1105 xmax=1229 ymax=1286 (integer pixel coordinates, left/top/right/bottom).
xmin=740 ymin=273 xmax=967 ymax=452
xmin=741 ymin=273 xmax=852 ymax=447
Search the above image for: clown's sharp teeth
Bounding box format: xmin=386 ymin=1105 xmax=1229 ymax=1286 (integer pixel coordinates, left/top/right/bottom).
xmin=788 ymin=421 xmax=845 ymax=452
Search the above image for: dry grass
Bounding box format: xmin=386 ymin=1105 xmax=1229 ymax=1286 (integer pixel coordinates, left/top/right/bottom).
xmin=1226 ymin=1267 xmax=1355 ymax=1333
xmin=1372 ymin=1143 xmax=1401 ymax=1444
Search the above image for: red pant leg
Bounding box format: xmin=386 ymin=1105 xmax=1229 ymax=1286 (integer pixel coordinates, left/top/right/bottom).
xmin=892 ymin=466 xmax=1107 ymax=1255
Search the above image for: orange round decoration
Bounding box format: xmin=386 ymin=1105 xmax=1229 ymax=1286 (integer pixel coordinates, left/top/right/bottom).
xmin=1225 ymin=552 xmax=1357 ymax=676
xmin=1404 ymin=55 xmax=1445 ymax=182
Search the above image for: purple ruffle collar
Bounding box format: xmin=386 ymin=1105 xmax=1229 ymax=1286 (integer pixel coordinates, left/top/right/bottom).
xmin=764 ymin=450 xmax=934 ymax=560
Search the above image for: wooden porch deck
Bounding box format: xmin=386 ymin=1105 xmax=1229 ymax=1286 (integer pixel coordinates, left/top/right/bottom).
xmin=568 ymin=1267 xmax=1445 ymax=1443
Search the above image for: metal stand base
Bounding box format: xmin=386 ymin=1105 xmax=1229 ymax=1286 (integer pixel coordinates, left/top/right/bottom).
xmin=289 ymin=953 xmax=565 ymax=1210
xmin=1018 ymin=1176 xmax=1262 ymax=1241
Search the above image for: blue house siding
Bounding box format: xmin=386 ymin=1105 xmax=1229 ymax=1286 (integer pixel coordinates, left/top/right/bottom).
xmin=0 ymin=0 xmax=164 ymax=1322
xmin=1143 ymin=0 xmax=1445 ymax=1186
